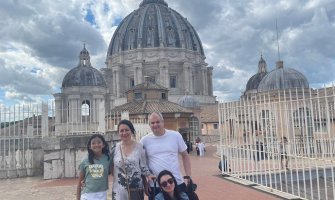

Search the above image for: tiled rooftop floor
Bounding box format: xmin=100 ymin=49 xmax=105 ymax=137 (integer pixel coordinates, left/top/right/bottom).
xmin=0 ymin=144 xmax=283 ymax=200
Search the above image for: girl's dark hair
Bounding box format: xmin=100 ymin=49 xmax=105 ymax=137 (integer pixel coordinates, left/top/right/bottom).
xmin=87 ymin=134 xmax=110 ymax=164
xmin=117 ymin=119 xmax=136 ymax=135
xmin=157 ymin=170 xmax=182 ymax=200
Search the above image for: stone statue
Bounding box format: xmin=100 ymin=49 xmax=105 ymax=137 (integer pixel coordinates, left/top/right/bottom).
xmin=5 ymin=154 xmax=12 ymax=168
xmin=15 ymin=149 xmax=22 ymax=168
xmin=25 ymin=150 xmax=33 ymax=168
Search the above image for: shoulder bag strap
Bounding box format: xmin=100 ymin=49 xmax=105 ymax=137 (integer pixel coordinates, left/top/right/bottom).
xmin=120 ymin=145 xmax=131 ymax=200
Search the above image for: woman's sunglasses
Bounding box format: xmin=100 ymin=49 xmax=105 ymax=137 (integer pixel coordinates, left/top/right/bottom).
xmin=160 ymin=178 xmax=174 ymax=188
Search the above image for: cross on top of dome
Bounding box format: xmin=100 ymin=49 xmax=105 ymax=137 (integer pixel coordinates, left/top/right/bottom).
xmin=140 ymin=0 xmax=168 ymax=7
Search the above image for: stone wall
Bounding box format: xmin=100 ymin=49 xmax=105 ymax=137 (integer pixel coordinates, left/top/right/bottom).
xmin=0 ymin=138 xmax=44 ymax=179
xmin=42 ymin=133 xmax=118 ymax=179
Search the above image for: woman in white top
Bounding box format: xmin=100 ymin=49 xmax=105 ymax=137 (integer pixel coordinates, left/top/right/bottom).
xmin=111 ymin=119 xmax=154 ymax=200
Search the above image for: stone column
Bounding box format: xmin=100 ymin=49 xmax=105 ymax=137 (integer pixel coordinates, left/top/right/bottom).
xmin=113 ymin=66 xmax=121 ymax=97
xmin=159 ymin=59 xmax=169 ymax=87
xmin=93 ymin=95 xmax=104 ymax=124
xmin=200 ymin=69 xmax=205 ymax=95
xmin=68 ymin=99 xmax=74 ymax=123
xmin=53 ymin=96 xmax=62 ymax=135
xmin=91 ymin=98 xmax=96 ymax=122
xmin=183 ymin=62 xmax=192 ymax=93
xmin=190 ymin=68 xmax=194 ymax=94
xmin=112 ymin=70 xmax=117 ymax=95
xmin=41 ymin=102 xmax=49 ymax=138
xmin=202 ymin=68 xmax=208 ymax=95
xmin=133 ymin=61 xmax=143 ymax=85
xmin=207 ymin=67 xmax=213 ymax=96
xmin=68 ymin=95 xmax=80 ymax=123
xmin=98 ymin=98 xmax=106 ymax=133
xmin=53 ymin=94 xmax=62 ymax=124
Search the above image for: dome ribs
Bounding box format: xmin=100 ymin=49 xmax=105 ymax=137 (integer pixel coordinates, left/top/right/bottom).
xmin=107 ymin=1 xmax=205 ymax=57
xmin=170 ymin=9 xmax=183 ymax=48
xmin=137 ymin=5 xmax=149 ymax=48
xmin=155 ymin=4 xmax=165 ymax=47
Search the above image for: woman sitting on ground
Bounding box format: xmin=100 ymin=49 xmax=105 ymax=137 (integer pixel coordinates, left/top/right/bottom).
xmin=155 ymin=170 xmax=189 ymax=200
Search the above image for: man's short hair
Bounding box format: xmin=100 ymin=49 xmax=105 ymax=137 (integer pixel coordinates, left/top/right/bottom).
xmin=148 ymin=112 xmax=164 ymax=122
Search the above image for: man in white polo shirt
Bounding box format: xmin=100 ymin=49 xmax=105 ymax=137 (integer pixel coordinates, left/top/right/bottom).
xmin=140 ymin=112 xmax=192 ymax=200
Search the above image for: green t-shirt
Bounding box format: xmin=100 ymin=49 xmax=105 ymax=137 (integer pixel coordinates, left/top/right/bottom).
xmin=79 ymin=154 xmax=111 ymax=194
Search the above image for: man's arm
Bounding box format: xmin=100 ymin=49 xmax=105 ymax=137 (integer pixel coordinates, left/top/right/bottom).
xmin=180 ymin=150 xmax=191 ymax=184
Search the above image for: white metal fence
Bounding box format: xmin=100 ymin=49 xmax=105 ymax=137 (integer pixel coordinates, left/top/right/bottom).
xmin=0 ymin=101 xmax=150 ymax=177
xmin=0 ymin=103 xmax=47 ymax=176
xmin=219 ymin=88 xmax=335 ymax=200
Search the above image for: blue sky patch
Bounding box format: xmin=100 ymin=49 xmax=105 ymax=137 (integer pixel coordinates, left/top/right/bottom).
xmin=112 ymin=17 xmax=123 ymax=27
xmin=103 ymin=3 xmax=110 ymax=13
xmin=85 ymin=8 xmax=96 ymax=26
xmin=30 ymin=68 xmax=40 ymax=74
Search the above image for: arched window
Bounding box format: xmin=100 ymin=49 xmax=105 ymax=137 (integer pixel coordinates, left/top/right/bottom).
xmin=82 ymin=100 xmax=90 ymax=116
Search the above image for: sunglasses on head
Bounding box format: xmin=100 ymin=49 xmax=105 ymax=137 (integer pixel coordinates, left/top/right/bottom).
xmin=160 ymin=178 xmax=174 ymax=188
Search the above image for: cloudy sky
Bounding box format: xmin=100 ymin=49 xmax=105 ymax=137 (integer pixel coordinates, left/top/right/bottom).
xmin=1 ymin=0 xmax=335 ymax=104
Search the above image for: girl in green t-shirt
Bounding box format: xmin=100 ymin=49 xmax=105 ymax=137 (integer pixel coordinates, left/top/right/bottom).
xmin=77 ymin=134 xmax=111 ymax=200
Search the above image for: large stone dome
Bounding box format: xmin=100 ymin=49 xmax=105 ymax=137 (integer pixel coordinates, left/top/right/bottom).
xmin=103 ymin=0 xmax=216 ymax=105
xmin=62 ymin=46 xmax=106 ymax=88
xmin=107 ymin=0 xmax=204 ymax=57
xmin=258 ymin=61 xmax=309 ymax=92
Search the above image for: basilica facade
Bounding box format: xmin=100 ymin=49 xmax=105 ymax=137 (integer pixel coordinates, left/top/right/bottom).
xmin=103 ymin=0 xmax=215 ymax=107
xmin=53 ymin=0 xmax=216 ymax=136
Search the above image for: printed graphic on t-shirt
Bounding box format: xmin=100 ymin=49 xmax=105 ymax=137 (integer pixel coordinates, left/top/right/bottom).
xmin=89 ymin=164 xmax=104 ymax=178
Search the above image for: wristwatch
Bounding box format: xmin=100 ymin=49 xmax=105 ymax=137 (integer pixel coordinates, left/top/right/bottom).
xmin=183 ymin=176 xmax=191 ymax=179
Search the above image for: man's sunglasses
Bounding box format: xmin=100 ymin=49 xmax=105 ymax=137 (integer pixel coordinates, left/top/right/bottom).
xmin=160 ymin=178 xmax=174 ymax=188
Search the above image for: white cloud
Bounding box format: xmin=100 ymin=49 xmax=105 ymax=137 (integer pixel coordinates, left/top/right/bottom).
xmin=0 ymin=0 xmax=334 ymax=104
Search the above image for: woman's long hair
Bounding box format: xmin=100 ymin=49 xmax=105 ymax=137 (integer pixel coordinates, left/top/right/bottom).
xmin=117 ymin=119 xmax=136 ymax=135
xmin=87 ymin=134 xmax=110 ymax=164
xmin=157 ymin=170 xmax=182 ymax=200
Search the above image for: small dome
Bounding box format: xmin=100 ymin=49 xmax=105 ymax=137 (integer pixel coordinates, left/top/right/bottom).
xmin=246 ymin=72 xmax=267 ymax=91
xmin=245 ymin=55 xmax=268 ymax=91
xmin=177 ymin=94 xmax=200 ymax=108
xmin=258 ymin=61 xmax=309 ymax=92
xmin=62 ymin=46 xmax=106 ymax=88
xmin=107 ymin=0 xmax=204 ymax=57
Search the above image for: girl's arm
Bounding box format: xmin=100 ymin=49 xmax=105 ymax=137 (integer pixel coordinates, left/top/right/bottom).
xmin=76 ymin=171 xmax=85 ymax=200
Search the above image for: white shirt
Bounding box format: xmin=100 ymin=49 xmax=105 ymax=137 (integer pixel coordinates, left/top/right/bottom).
xmin=140 ymin=129 xmax=187 ymax=185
